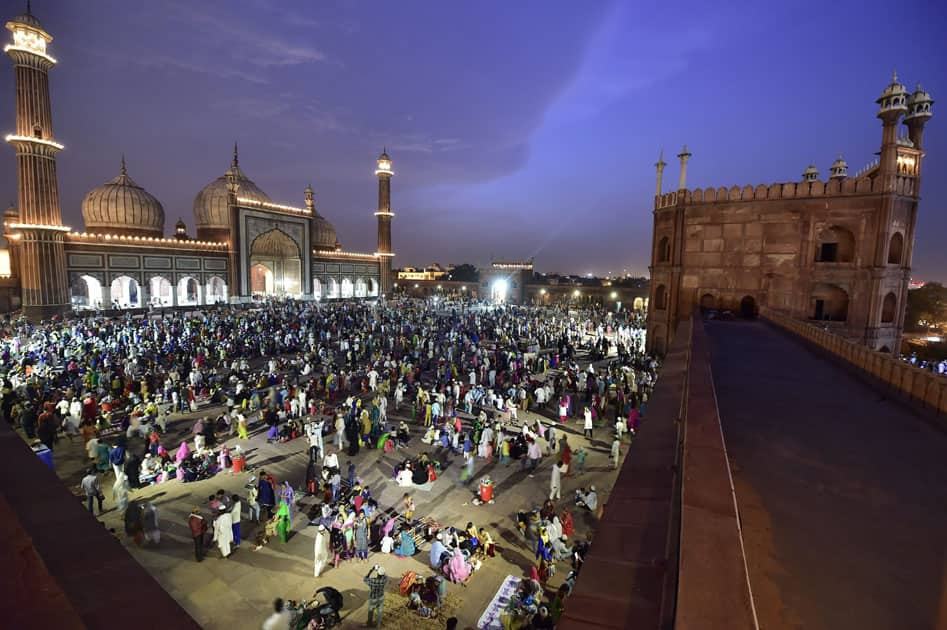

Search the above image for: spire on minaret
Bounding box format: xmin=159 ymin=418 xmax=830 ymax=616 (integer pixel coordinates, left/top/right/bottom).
xmin=655 ymin=149 xmax=667 ymax=196
xmin=677 ymin=144 xmax=692 ymax=190
xmin=26 ymin=0 xmax=32 ymax=16
xmin=232 ymin=142 xmax=239 ymax=168
xmin=120 ymin=154 xmax=127 ymax=176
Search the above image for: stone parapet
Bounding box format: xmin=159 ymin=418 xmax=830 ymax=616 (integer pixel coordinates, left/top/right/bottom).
xmin=761 ymin=307 xmax=947 ymax=415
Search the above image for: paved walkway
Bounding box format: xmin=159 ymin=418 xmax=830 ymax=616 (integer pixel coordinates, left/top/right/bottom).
xmin=706 ymin=320 xmax=947 ymax=630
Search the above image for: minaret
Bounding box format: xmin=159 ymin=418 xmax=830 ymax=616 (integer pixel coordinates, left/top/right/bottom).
xmin=828 ymin=155 xmax=848 ymax=180
xmin=876 ymin=71 xmax=908 ymax=187
xmin=374 ymin=149 xmax=395 ymax=295
xmin=654 ymin=149 xmax=666 ymax=196
xmin=5 ymin=5 xmax=70 ymax=319
xmin=677 ymin=144 xmax=692 ymax=190
xmin=904 ymin=84 xmax=934 ymax=151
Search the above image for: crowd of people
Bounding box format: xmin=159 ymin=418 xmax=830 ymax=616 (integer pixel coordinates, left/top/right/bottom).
xmin=0 ymin=296 xmax=655 ymax=628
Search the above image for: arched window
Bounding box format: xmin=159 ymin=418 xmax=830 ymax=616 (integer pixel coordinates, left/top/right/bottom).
xmin=887 ymin=233 xmax=903 ymax=265
xmin=654 ymin=285 xmax=667 ymax=310
xmin=881 ymin=292 xmax=897 ymax=323
xmin=810 ymin=283 xmax=849 ymax=321
xmin=815 ymin=226 xmax=856 ymax=263
xmin=700 ymin=293 xmax=715 ymax=310
xmin=657 ymin=236 xmax=670 ymax=263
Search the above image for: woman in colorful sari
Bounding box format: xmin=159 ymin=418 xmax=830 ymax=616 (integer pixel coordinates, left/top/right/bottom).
xmin=275 ymin=500 xmax=291 ymax=543
xmin=444 ymin=547 xmax=471 ymax=584
xmin=394 ymin=525 xmax=416 ymax=557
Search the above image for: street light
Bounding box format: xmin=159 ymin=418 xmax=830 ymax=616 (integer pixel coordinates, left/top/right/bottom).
xmin=610 ymin=291 xmax=617 ymax=299
xmin=573 ymin=289 xmax=580 ymax=297
xmin=461 ymin=286 xmax=467 ymax=291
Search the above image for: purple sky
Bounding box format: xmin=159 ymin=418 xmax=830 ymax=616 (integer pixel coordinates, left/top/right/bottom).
xmin=2 ymin=0 xmax=946 ymax=279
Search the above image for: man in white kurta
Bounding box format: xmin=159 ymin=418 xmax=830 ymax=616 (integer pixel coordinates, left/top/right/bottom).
xmin=313 ymin=524 xmax=331 ymax=577
xmin=213 ymin=506 xmax=234 ymax=558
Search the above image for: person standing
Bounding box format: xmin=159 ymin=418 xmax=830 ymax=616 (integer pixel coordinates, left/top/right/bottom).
xmin=141 ymin=501 xmax=160 ymax=545
xmin=526 ymin=437 xmax=542 ymax=477
xmin=112 ymin=471 xmax=130 ymax=513
xmin=364 ymin=565 xmax=388 ymax=627
xmin=230 ymin=494 xmax=242 ymax=548
xmin=611 ymin=435 xmax=621 ymax=470
xmin=188 ymin=507 xmax=207 ymax=562
xmin=257 ymin=471 xmax=276 ymax=520
xmin=313 ymin=524 xmax=331 ymax=577
xmin=550 ymin=459 xmax=566 ymax=501
xmin=213 ymin=505 xmax=234 ymax=558
xmin=81 ymin=468 xmax=105 ymax=515
xmin=246 ymin=484 xmax=261 ymax=522
xmin=583 ymin=407 xmax=593 ymax=440
xmin=109 ymin=442 xmax=126 ymax=478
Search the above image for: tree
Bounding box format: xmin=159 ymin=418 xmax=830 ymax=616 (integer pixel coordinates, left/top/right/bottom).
xmin=447 ymin=264 xmax=479 ymax=282
xmin=905 ymin=282 xmax=947 ymax=331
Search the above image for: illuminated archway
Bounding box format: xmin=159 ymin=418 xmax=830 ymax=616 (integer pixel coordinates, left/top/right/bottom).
xmin=110 ymin=275 xmax=141 ymax=309
xmin=249 ymin=228 xmax=302 ymax=295
xmin=251 ymin=263 xmax=274 ymax=294
xmin=367 ymin=278 xmax=378 ymax=296
xmin=340 ymin=277 xmax=354 ymax=298
xmin=326 ymin=277 xmax=339 ymax=299
xmin=355 ymin=278 xmax=367 ymax=298
xmin=177 ymin=276 xmax=200 ymax=306
xmin=313 ymin=278 xmax=322 ymax=299
xmin=206 ymin=276 xmax=227 ymax=304
xmin=72 ymin=275 xmax=103 ymax=310
xmin=149 ymin=276 xmax=172 ymax=306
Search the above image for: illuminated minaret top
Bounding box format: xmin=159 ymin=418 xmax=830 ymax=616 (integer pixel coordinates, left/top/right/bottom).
xmin=5 ymin=3 xmax=71 ymax=319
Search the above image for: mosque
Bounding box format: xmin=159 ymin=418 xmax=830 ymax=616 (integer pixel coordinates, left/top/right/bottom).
xmin=1 ymin=6 xmax=395 ymax=319
xmin=647 ymin=74 xmax=933 ymax=355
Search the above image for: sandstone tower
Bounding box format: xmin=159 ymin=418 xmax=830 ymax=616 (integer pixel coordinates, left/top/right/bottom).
xmin=647 ymin=74 xmax=933 ymax=355
xmin=374 ymin=149 xmax=394 ymax=295
xmin=5 ymin=4 xmax=70 ymax=318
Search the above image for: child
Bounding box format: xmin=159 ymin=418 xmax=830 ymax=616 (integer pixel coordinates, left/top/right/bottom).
xmin=403 ymin=492 xmax=415 ymax=522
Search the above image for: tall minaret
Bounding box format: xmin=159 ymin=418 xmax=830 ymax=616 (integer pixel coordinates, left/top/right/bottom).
xmin=374 ymin=149 xmax=394 ymax=295
xmin=5 ymin=5 xmax=70 ymax=319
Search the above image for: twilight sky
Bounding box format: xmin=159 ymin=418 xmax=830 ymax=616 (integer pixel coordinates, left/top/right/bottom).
xmin=1 ymin=0 xmax=946 ymax=279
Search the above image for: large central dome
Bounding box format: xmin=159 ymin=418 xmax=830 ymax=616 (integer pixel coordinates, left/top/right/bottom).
xmin=193 ymin=146 xmax=270 ymax=239
xmin=82 ymin=157 xmax=165 ymax=237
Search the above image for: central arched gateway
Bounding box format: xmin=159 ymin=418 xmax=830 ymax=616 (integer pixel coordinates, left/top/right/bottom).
xmin=249 ymin=229 xmax=302 ymax=296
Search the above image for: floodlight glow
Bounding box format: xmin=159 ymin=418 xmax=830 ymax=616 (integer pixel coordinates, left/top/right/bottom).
xmin=492 ymin=278 xmax=509 ymax=303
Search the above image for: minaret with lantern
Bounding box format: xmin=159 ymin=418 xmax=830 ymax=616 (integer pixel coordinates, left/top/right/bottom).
xmin=4 ymin=4 xmax=70 ymax=318
xmin=374 ymin=149 xmax=395 ymax=295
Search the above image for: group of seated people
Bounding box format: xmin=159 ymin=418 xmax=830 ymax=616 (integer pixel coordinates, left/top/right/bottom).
xmin=393 ymin=453 xmax=440 ymax=487
xmin=426 ymin=521 xmax=496 ymax=584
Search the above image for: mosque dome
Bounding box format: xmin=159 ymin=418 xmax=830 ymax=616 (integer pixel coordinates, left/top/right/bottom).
xmin=193 ymin=146 xmax=270 ymax=233
xmin=81 ymin=157 xmax=165 ymax=236
xmin=312 ymin=213 xmax=338 ymax=250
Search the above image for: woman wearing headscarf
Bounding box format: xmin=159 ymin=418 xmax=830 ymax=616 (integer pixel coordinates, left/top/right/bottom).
xmin=354 ymin=512 xmax=370 ymax=560
xmin=313 ymin=523 xmax=331 ymax=577
xmin=444 ymin=547 xmax=471 ymax=584
xmin=394 ymin=525 xmax=416 ymax=557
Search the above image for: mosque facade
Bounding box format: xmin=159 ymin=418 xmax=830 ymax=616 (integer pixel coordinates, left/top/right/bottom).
xmin=1 ymin=7 xmax=395 ymax=320
xmin=647 ymin=75 xmax=933 ymax=355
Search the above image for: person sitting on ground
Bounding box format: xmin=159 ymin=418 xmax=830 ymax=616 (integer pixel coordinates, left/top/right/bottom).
xmin=575 ymin=486 xmax=598 ymax=511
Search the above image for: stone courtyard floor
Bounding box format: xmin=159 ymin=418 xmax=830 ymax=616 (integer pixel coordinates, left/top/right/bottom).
xmin=50 ymin=394 xmax=627 ymax=629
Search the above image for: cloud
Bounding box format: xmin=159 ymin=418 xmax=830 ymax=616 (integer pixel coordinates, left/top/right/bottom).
xmin=135 ymin=54 xmax=270 ymax=84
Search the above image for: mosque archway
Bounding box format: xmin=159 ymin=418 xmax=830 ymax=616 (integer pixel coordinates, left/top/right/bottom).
xmin=72 ymin=275 xmax=103 ymax=310
xmin=251 ymin=263 xmax=274 ymax=295
xmin=810 ymin=283 xmax=849 ymax=321
xmin=313 ymin=278 xmax=322 ymax=299
xmin=149 ymin=276 xmax=173 ymax=306
xmin=368 ymin=278 xmax=378 ymax=297
xmin=633 ymin=297 xmax=644 ymax=311
xmin=355 ymin=278 xmax=367 ymax=298
xmin=881 ymin=292 xmax=897 ymax=323
xmin=110 ymin=275 xmax=141 ymax=309
xmin=206 ymin=276 xmax=227 ymax=304
xmin=326 ymin=277 xmax=339 ymax=299
xmin=249 ymin=228 xmax=302 ymax=296
xmin=177 ymin=276 xmax=200 ymax=306
xmin=340 ymin=277 xmax=354 ymax=298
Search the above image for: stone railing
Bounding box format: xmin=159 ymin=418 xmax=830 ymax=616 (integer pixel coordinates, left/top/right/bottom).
xmin=761 ymin=307 xmax=947 ymax=415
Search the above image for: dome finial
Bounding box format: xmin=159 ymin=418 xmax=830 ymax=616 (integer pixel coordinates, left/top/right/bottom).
xmin=26 ymin=0 xmax=31 ymax=16
xmin=892 ymin=69 xmax=898 ymax=83
xmin=121 ymin=154 xmax=126 ymax=176
xmin=232 ymin=142 xmax=239 ymax=168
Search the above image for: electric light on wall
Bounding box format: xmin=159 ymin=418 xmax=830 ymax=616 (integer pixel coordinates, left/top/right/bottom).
xmin=375 ymin=160 xmax=393 ymax=175
xmin=373 ymin=211 xmax=395 ymax=217
xmin=9 ymin=222 xmax=71 ymax=232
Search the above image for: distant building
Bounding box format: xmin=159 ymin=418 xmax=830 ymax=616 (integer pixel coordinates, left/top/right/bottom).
xmin=647 ymin=74 xmax=933 ymax=355
xmin=1 ymin=7 xmax=395 ymax=318
xmin=396 ymin=264 xmax=452 ymax=281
